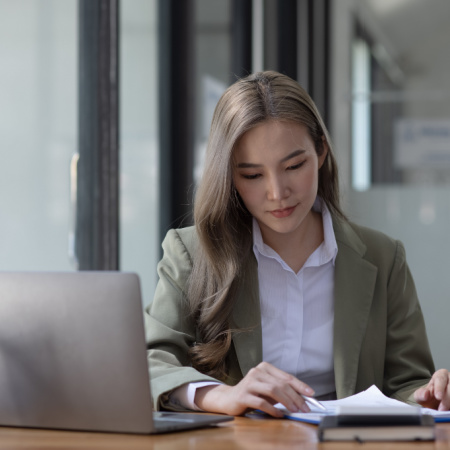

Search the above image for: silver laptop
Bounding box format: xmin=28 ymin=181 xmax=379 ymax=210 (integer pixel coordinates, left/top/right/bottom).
xmin=0 ymin=271 xmax=233 ymax=434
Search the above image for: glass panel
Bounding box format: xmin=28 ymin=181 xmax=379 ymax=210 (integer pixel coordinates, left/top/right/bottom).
xmin=0 ymin=0 xmax=77 ymax=271
xmin=120 ymin=1 xmax=232 ymax=306
xmin=120 ymin=0 xmax=159 ymax=307
xmin=331 ymin=0 xmax=450 ymax=369
xmin=194 ymin=0 xmax=231 ymax=181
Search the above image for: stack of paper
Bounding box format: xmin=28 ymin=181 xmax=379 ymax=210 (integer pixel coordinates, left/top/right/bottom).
xmin=276 ymin=385 xmax=450 ymax=425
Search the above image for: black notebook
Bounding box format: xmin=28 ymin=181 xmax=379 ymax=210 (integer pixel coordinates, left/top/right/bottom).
xmin=318 ymin=412 xmax=435 ymax=442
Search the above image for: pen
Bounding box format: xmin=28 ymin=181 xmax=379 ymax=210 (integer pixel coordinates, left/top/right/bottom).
xmin=303 ymin=395 xmax=327 ymax=411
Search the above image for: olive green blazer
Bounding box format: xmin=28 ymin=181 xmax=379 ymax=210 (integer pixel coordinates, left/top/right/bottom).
xmin=145 ymin=219 xmax=435 ymax=411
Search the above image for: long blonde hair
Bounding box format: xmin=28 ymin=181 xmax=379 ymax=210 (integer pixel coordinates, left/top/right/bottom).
xmin=187 ymin=71 xmax=344 ymax=379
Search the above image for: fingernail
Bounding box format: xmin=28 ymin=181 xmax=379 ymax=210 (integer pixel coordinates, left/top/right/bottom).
xmin=305 ymin=387 xmax=314 ymax=395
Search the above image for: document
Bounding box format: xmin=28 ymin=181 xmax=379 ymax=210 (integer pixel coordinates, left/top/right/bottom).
xmin=276 ymin=385 xmax=450 ymax=424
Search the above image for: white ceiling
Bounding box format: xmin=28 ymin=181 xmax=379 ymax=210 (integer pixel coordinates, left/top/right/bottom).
xmin=363 ymin=0 xmax=450 ymax=76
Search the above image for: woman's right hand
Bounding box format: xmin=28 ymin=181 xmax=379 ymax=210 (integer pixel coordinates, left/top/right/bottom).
xmin=194 ymin=362 xmax=315 ymax=417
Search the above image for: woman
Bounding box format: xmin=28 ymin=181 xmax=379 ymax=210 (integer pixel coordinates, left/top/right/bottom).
xmin=146 ymin=71 xmax=450 ymax=416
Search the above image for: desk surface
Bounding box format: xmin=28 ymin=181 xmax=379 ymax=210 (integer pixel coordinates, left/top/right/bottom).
xmin=1 ymin=416 xmax=450 ymax=449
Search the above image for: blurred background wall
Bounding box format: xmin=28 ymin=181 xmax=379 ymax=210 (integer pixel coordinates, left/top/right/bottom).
xmin=1 ymin=0 xmax=449 ymax=369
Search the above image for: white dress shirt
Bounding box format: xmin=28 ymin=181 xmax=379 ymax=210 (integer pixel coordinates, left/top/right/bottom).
xmin=169 ymin=197 xmax=337 ymax=409
xmin=254 ymin=197 xmax=337 ymax=397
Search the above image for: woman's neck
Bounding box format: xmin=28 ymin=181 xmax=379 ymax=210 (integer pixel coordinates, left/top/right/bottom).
xmin=260 ymin=210 xmax=324 ymax=273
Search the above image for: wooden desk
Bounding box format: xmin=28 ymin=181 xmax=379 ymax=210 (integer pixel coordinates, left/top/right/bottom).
xmin=1 ymin=416 xmax=450 ymax=449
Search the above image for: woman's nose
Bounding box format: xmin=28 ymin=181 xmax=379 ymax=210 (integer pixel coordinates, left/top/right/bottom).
xmin=267 ymin=175 xmax=289 ymax=201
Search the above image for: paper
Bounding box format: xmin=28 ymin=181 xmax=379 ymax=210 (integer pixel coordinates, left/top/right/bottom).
xmin=276 ymin=385 xmax=450 ymax=424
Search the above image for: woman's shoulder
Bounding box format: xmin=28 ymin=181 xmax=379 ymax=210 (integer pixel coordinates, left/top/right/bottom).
xmin=348 ymin=221 xmax=397 ymax=246
xmin=162 ymin=226 xmax=198 ymax=260
xmin=334 ymin=218 xmax=403 ymax=263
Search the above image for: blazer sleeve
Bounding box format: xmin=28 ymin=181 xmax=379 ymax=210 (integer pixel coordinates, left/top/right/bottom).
xmin=383 ymin=240 xmax=435 ymax=404
xmin=145 ymin=228 xmax=220 ymax=411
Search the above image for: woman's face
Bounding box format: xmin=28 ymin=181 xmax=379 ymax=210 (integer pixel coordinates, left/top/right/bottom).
xmin=232 ymin=120 xmax=327 ymax=245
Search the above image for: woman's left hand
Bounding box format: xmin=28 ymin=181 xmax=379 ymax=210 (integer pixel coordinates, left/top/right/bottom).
xmin=414 ymin=369 xmax=450 ymax=411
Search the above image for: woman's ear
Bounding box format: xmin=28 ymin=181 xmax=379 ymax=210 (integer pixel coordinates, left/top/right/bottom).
xmin=318 ymin=136 xmax=329 ymax=169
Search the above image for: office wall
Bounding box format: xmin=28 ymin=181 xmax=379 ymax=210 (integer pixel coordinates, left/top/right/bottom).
xmin=330 ymin=0 xmax=450 ymax=369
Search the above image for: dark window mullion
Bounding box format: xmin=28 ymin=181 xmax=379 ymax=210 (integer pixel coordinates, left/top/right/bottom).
xmin=277 ymin=0 xmax=297 ymax=79
xmin=77 ymin=0 xmax=119 ymax=270
xmin=158 ymin=0 xmax=195 ymax=247
xmin=231 ymin=0 xmax=252 ymax=81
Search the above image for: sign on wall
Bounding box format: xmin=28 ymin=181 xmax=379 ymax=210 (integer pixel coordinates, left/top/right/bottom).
xmin=395 ymin=119 xmax=450 ymax=168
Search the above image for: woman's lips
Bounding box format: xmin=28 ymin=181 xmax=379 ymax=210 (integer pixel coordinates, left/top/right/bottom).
xmin=270 ymin=205 xmax=296 ymax=218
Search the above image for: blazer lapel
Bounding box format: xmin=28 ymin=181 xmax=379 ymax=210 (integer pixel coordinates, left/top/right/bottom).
xmin=230 ymin=254 xmax=263 ymax=377
xmin=333 ymin=220 xmax=378 ymax=399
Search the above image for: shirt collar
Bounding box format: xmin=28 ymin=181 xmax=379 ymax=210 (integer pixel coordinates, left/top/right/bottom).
xmin=252 ymin=197 xmax=338 ymax=267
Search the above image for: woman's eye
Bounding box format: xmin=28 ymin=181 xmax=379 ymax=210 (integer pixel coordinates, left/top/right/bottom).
xmin=242 ymin=173 xmax=261 ymax=180
xmin=288 ymin=161 xmax=305 ymax=170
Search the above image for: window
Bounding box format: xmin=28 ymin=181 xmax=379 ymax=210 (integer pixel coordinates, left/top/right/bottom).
xmin=0 ymin=0 xmax=78 ymax=271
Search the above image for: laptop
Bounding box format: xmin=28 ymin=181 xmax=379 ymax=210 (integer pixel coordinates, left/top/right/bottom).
xmin=0 ymin=271 xmax=233 ymax=434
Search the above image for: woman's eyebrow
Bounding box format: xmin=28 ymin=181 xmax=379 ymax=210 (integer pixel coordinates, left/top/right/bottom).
xmin=236 ymin=149 xmax=306 ymax=168
xmin=280 ymin=149 xmax=306 ymax=162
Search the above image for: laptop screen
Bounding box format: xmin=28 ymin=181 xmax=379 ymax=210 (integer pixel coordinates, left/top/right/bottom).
xmin=0 ymin=271 xmax=155 ymax=433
